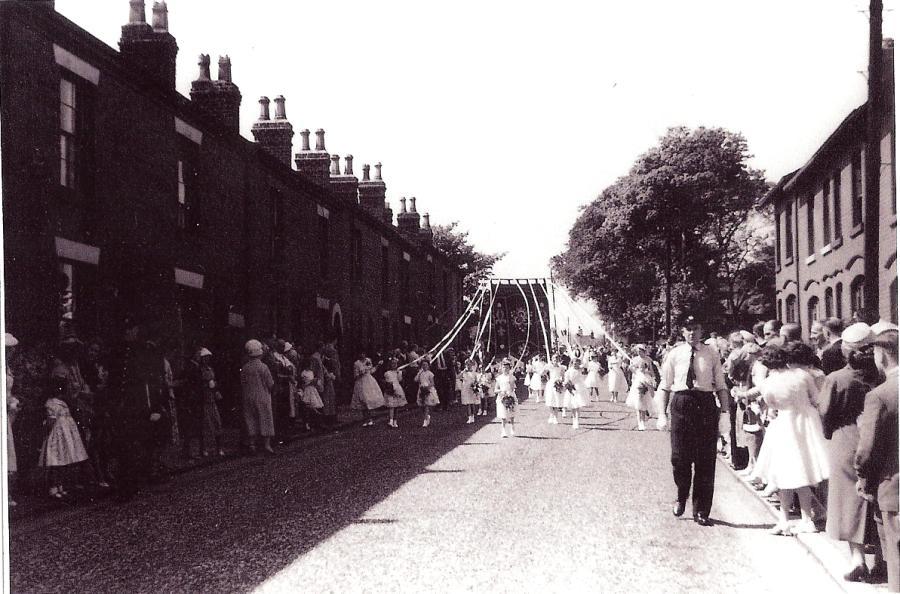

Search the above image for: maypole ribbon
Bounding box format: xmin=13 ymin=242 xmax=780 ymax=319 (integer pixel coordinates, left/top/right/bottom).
xmin=470 ymin=280 xmax=499 ymax=360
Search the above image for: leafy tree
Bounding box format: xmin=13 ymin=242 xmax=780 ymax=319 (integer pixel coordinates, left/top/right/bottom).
xmin=552 ymin=127 xmax=772 ymax=340
xmin=431 ymin=222 xmax=505 ymax=301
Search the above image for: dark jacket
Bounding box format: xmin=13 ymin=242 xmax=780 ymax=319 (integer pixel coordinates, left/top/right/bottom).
xmin=855 ymin=369 xmax=899 ymax=512
xmin=821 ymin=340 xmax=846 ymax=376
xmin=820 ymin=365 xmax=876 ymax=440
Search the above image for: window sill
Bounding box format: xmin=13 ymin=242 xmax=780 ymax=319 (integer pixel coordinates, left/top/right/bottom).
xmin=784 ymin=256 xmax=794 ymax=267
xmin=891 ymin=215 xmax=897 ymax=229
xmin=831 ymin=236 xmax=843 ymax=250
xmin=850 ymin=223 xmax=864 ymax=238
xmin=805 ymin=254 xmax=817 ymax=265
xmin=820 ymin=244 xmax=832 ymax=256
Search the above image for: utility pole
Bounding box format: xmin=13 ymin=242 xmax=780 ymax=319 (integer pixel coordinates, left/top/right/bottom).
xmin=863 ymin=0 xmax=883 ymax=319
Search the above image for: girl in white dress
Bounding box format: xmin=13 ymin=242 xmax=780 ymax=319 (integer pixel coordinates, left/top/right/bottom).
xmin=381 ymin=357 xmax=407 ymax=429
xmin=528 ymin=355 xmax=546 ymax=402
xmin=625 ymin=357 xmax=656 ymax=431
xmin=584 ymin=353 xmax=603 ymax=401
xmin=607 ymin=352 xmax=629 ymax=403
xmin=39 ymin=379 xmax=88 ymax=499
xmin=563 ymin=359 xmax=589 ymax=430
xmin=544 ymin=355 xmax=567 ymax=424
xmin=415 ymin=359 xmax=440 ymax=427
xmin=495 ymin=361 xmax=519 ymax=437
xmin=477 ymin=365 xmax=495 ymax=416
xmin=459 ymin=359 xmax=481 ymax=424
xmin=751 ymin=347 xmax=830 ymax=535
xmin=351 ymin=354 xmax=385 ymax=427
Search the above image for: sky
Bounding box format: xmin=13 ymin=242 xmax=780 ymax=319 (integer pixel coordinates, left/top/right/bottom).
xmin=56 ymin=0 xmax=897 ymax=281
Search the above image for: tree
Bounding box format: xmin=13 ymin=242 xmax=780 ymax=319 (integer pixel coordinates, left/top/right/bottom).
xmin=552 ymin=127 xmax=772 ymax=340
xmin=431 ymin=222 xmax=505 ymax=301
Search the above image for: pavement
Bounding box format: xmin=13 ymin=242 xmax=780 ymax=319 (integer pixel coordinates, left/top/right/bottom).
xmin=7 ymin=397 xmax=882 ymax=593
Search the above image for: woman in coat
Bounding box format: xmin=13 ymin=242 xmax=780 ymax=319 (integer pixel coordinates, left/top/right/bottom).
xmin=240 ymin=340 xmax=275 ymax=455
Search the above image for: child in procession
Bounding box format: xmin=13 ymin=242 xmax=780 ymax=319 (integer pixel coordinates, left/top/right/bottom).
xmin=299 ymin=367 xmax=325 ymax=427
xmin=381 ymin=357 xmax=407 ymax=428
xmin=529 ymin=354 xmax=546 ymax=402
xmin=625 ymin=356 xmax=656 ymax=431
xmin=415 ymin=359 xmax=440 ymax=427
xmin=351 ymin=353 xmax=385 ymax=427
xmin=477 ymin=363 xmax=495 ymax=416
xmin=563 ymin=358 xmax=589 ymax=430
xmin=38 ymin=376 xmax=89 ymax=499
xmin=458 ymin=358 xmax=481 ymax=424
xmin=544 ymin=354 xmax=567 ymax=424
xmin=495 ymin=360 xmax=518 ymax=437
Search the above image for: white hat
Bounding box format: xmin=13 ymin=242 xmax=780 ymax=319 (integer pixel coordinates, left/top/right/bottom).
xmin=245 ymin=339 xmax=264 ymax=357
xmin=841 ymin=322 xmax=873 ymax=350
xmin=871 ymin=319 xmax=899 ymax=336
xmin=283 ymin=342 xmax=293 ymax=353
xmin=704 ymin=337 xmax=717 ymax=346
xmin=739 ymin=330 xmax=756 ymax=343
xmin=4 ymin=333 xmax=18 ymax=347
xmin=198 ymin=347 xmax=213 ymax=357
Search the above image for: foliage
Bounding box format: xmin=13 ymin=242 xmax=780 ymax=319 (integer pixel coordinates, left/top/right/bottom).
xmin=431 ymin=222 xmax=505 ymax=300
xmin=552 ymin=126 xmax=773 ymax=340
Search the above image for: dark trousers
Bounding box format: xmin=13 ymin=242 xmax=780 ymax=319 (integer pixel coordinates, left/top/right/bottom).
xmin=670 ymin=390 xmax=719 ymax=517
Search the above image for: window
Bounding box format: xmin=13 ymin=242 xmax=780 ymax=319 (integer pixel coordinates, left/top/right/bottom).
xmin=891 ymin=278 xmax=898 ymax=324
xmin=806 ymin=195 xmax=815 ymax=255
xmin=833 ymin=171 xmax=842 ymax=240
xmin=821 ymin=182 xmax=831 ymax=245
xmin=851 ymin=150 xmax=863 ymax=226
xmin=824 ymin=287 xmax=834 ymax=318
xmin=400 ymin=256 xmax=410 ymax=308
xmin=808 ymin=296 xmax=820 ymax=325
xmin=775 ymin=210 xmax=782 ymax=265
xmin=318 ymin=211 xmax=329 ymax=279
xmin=785 ymin=294 xmax=797 ymax=323
xmin=836 ymin=282 xmax=844 ymax=319
xmin=58 ymin=76 xmax=95 ymax=194
xmin=380 ymin=244 xmax=389 ymax=303
xmin=784 ymin=201 xmax=794 ymax=260
xmin=777 ymin=298 xmax=783 ymax=321
xmin=270 ymin=189 xmax=284 ymax=262
xmin=850 ymin=275 xmax=865 ymax=318
xmin=351 ymin=229 xmax=362 ymax=282
xmin=177 ymin=139 xmax=200 ymax=232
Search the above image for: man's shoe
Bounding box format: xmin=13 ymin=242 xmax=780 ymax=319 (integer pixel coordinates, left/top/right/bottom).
xmin=844 ymin=564 xmax=869 ymax=583
xmin=672 ymin=501 xmax=686 ymax=517
xmin=694 ymin=514 xmax=713 ymax=527
xmin=867 ymin=561 xmax=888 ymax=584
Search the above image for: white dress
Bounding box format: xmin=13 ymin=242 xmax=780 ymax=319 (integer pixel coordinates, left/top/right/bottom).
xmin=625 ymin=367 xmax=655 ymax=412
xmin=563 ymin=368 xmax=589 ymax=410
xmin=38 ymin=398 xmax=88 ymax=467
xmin=382 ymin=369 xmax=407 ymax=408
xmin=607 ymin=355 xmax=629 ymax=393
xmin=544 ymin=364 xmax=567 ymax=408
xmin=351 ymin=360 xmax=385 ymax=410
xmin=415 ymin=369 xmax=440 ymax=407
xmin=459 ymin=370 xmax=481 ymax=405
xmin=529 ymin=360 xmax=545 ymax=391
xmin=752 ymin=368 xmax=830 ymax=489
xmin=584 ymin=360 xmax=602 ymax=389
xmin=494 ymin=372 xmax=518 ymax=419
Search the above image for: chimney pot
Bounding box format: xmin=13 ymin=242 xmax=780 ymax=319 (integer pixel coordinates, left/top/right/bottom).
xmin=151 ymin=1 xmax=168 ymax=32
xmin=409 ymin=197 xmax=417 ymax=213
xmin=197 ymin=54 xmax=211 ymax=81
xmin=400 ymin=197 xmax=408 ymax=213
xmin=273 ymin=95 xmax=287 ymax=119
xmin=129 ymin=0 xmax=146 ymax=24
xmin=257 ymin=96 xmax=270 ymax=120
xmin=423 ymin=213 xmax=431 ymax=229
xmin=362 ymin=164 xmax=370 ymax=181
xmin=315 ymin=129 xmax=326 ymax=151
xmin=344 ymin=155 xmax=354 ymax=176
xmin=330 ymin=154 xmax=341 ymax=175
xmin=300 ymin=129 xmax=311 ymax=151
xmin=217 ymin=55 xmax=232 ymax=82
xmin=374 ymin=162 xmax=382 ymax=181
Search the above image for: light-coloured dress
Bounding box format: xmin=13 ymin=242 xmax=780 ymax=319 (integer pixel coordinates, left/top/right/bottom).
xmin=494 ymin=372 xmax=518 ymax=420
xmin=584 ymin=360 xmax=602 ymax=388
xmin=415 ymin=369 xmax=440 ymax=407
xmin=38 ymin=398 xmax=88 ymax=467
xmin=544 ymin=364 xmax=567 ymax=408
xmin=563 ymin=368 xmax=589 ymax=410
xmin=529 ymin=360 xmax=546 ymax=392
xmin=459 ymin=370 xmax=481 ymax=405
xmin=607 ymin=355 xmax=629 ymax=393
xmin=299 ymin=369 xmax=325 ymax=409
xmin=752 ymin=368 xmax=830 ymax=489
xmin=382 ymin=369 xmax=407 ymax=409
xmin=625 ymin=365 xmax=656 ymax=412
xmin=351 ymin=359 xmax=385 ymax=410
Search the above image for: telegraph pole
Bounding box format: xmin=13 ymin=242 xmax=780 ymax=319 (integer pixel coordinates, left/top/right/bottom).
xmin=863 ymin=0 xmax=883 ymax=319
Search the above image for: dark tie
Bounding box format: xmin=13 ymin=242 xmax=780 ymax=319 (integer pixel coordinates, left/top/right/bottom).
xmin=686 ymin=346 xmax=696 ymax=390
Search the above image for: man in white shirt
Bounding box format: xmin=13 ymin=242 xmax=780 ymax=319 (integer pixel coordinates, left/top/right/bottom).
xmin=658 ymin=315 xmax=728 ymax=526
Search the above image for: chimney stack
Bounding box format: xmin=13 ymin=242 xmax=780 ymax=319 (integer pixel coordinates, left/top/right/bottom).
xmin=398 ymin=195 xmax=421 ymax=237
xmin=383 ymin=200 xmax=394 ymax=226
xmin=419 ymin=212 xmax=433 ymax=245
xmin=295 ymin=128 xmax=331 ymax=188
xmin=330 ymin=154 xmax=341 ymax=175
xmin=120 ymin=0 xmax=179 ymax=91
xmin=359 ymin=162 xmax=387 ymax=215
xmin=190 ymin=53 xmax=242 ymax=134
xmin=330 ymin=153 xmax=359 ymax=206
xmin=251 ymin=95 xmax=294 ymax=167
xmin=344 ymin=155 xmax=354 ymax=176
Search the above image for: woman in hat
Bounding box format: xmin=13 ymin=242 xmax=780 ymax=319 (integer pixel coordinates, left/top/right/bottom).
xmin=818 ymin=323 xmax=884 ymax=581
xmin=240 ymin=340 xmax=275 ymax=455
xmin=198 ymin=348 xmax=224 ymax=457
xmin=351 ymin=353 xmax=385 ymax=427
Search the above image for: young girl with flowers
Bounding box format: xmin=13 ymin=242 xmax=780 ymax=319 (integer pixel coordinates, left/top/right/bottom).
xmin=495 ymin=360 xmax=518 ymax=437
xmin=351 ymin=354 xmax=385 ymax=427
xmin=381 ymin=357 xmax=407 ymax=429
xmin=626 ymin=357 xmax=656 ymax=431
xmin=477 ymin=363 xmax=495 ymax=417
xmin=299 ymin=368 xmax=325 ymax=426
xmin=415 ymin=359 xmax=440 ymax=427
xmin=544 ymin=355 xmax=567 ymax=424
xmin=563 ymin=359 xmax=589 ymax=430
xmin=459 ymin=359 xmax=481 ymax=424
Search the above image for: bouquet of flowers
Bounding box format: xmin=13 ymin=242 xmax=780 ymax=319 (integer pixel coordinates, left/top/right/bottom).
xmin=479 ymin=383 xmax=491 ymax=396
xmin=470 ymin=381 xmax=480 ymax=394
xmin=554 ymin=379 xmax=564 ymax=393
xmin=501 ymin=394 xmax=516 ymax=411
xmin=564 ymin=380 xmax=576 ymax=394
xmin=418 ymin=385 xmax=431 ymax=399
xmin=541 ymin=370 xmax=550 ymax=382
